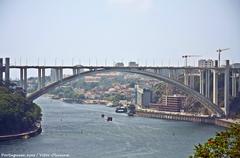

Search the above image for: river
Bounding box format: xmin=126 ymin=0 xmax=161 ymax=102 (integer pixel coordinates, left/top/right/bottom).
xmin=0 ymin=97 xmax=224 ymax=158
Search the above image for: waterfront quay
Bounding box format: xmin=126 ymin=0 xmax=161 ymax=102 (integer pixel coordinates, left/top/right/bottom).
xmin=136 ymin=109 xmax=239 ymax=128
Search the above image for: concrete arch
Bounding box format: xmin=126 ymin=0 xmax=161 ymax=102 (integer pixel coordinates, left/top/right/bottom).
xmin=27 ymin=68 xmax=225 ymax=117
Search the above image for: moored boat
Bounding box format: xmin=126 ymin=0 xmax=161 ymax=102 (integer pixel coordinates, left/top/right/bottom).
xmin=115 ymin=106 xmax=127 ymax=113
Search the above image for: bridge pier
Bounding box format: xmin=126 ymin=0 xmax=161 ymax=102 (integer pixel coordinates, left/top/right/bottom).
xmin=224 ymin=60 xmax=230 ymax=116
xmin=77 ymin=68 xmax=82 ymax=74
xmin=5 ymin=58 xmax=10 ymax=82
xmin=213 ymin=60 xmax=218 ymax=105
xmin=175 ymin=69 xmax=179 ymax=80
xmin=213 ymin=70 xmax=218 ymax=104
xmin=59 ymin=68 xmax=63 ymax=80
xmin=0 ymin=58 xmax=3 ymax=82
xmin=23 ymin=68 xmax=27 ymax=91
xmin=73 ymin=68 xmax=77 ymax=75
xmin=38 ymin=68 xmax=42 ymax=90
xmin=20 ymin=68 xmax=24 ymax=87
xmin=42 ymin=68 xmax=45 ymax=88
xmin=199 ymin=70 xmax=204 ymax=95
xmin=189 ymin=74 xmax=195 ymax=89
xmin=55 ymin=68 xmax=59 ymax=81
xmin=184 ymin=70 xmax=189 ymax=86
xmin=238 ymin=71 xmax=240 ymax=93
xmin=232 ymin=72 xmax=237 ymax=97
xmin=205 ymin=70 xmax=210 ymax=98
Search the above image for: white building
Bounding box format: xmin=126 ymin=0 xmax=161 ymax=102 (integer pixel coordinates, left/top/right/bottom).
xmin=128 ymin=61 xmax=139 ymax=67
xmin=135 ymin=85 xmax=152 ymax=108
xmin=198 ymin=59 xmax=214 ymax=67
xmin=231 ymin=63 xmax=240 ymax=68
xmin=115 ymin=62 xmax=124 ymax=67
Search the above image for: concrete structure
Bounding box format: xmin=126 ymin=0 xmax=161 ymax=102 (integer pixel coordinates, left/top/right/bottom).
xmin=115 ymin=62 xmax=124 ymax=67
xmin=198 ymin=59 xmax=214 ymax=68
xmin=213 ymin=60 xmax=218 ymax=105
xmin=232 ymin=72 xmax=237 ymax=97
xmin=50 ymin=68 xmax=57 ymax=82
xmin=205 ymin=69 xmax=210 ymax=98
xmin=25 ymin=68 xmax=226 ymax=116
xmin=128 ymin=61 xmax=139 ymax=67
xmin=224 ymin=60 xmax=230 ymax=116
xmin=23 ymin=68 xmax=27 ymax=90
xmin=231 ymin=63 xmax=240 ymax=68
xmin=5 ymin=58 xmax=10 ymax=82
xmin=2 ymin=57 xmax=240 ymax=117
xmin=199 ymin=70 xmax=204 ymax=95
xmin=184 ymin=70 xmax=189 ymax=86
xmin=135 ymin=85 xmax=152 ymax=108
xmin=0 ymin=58 xmax=3 ymax=82
xmin=37 ymin=68 xmax=42 ymax=90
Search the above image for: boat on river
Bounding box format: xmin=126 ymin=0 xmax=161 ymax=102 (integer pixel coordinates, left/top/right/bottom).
xmin=115 ymin=106 xmax=127 ymax=113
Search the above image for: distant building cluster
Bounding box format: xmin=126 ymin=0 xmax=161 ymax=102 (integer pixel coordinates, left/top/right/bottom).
xmin=128 ymin=61 xmax=139 ymax=67
xmin=231 ymin=63 xmax=240 ymax=68
xmin=157 ymin=95 xmax=185 ymax=112
xmin=115 ymin=61 xmax=139 ymax=67
xmin=198 ymin=59 xmax=214 ymax=68
xmin=135 ymin=83 xmax=186 ymax=112
xmin=115 ymin=62 xmax=124 ymax=67
xmin=135 ymin=85 xmax=152 ymax=108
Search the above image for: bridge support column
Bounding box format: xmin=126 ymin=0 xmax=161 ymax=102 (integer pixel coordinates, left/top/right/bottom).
xmin=232 ymin=72 xmax=237 ymax=97
xmin=154 ymin=69 xmax=157 ymax=74
xmin=0 ymin=58 xmax=3 ymax=82
xmin=213 ymin=70 xmax=218 ymax=105
xmin=5 ymin=58 xmax=10 ymax=82
xmin=73 ymin=68 xmax=77 ymax=75
xmin=184 ymin=70 xmax=189 ymax=86
xmin=23 ymin=68 xmax=27 ymax=91
xmin=158 ymin=69 xmax=162 ymax=75
xmin=224 ymin=60 xmax=230 ymax=116
xmin=42 ymin=68 xmax=45 ymax=88
xmin=238 ymin=71 xmax=240 ymax=93
xmin=200 ymin=70 xmax=204 ymax=95
xmin=59 ymin=68 xmax=63 ymax=80
xmin=20 ymin=68 xmax=24 ymax=87
xmin=190 ymin=74 xmax=195 ymax=89
xmin=213 ymin=60 xmax=218 ymax=105
xmin=55 ymin=68 xmax=59 ymax=81
xmin=205 ymin=70 xmax=210 ymax=98
xmin=174 ymin=69 xmax=179 ymax=80
xmin=77 ymin=68 xmax=82 ymax=74
xmin=38 ymin=68 xmax=42 ymax=90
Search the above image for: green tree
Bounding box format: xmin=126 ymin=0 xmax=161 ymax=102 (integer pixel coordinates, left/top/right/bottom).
xmin=190 ymin=123 xmax=240 ymax=158
xmin=0 ymin=86 xmax=41 ymax=135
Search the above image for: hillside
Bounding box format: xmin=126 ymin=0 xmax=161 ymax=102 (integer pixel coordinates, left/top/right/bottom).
xmin=0 ymin=86 xmax=42 ymax=135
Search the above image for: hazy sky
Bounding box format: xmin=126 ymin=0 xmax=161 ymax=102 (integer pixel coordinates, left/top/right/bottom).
xmin=0 ymin=0 xmax=240 ymax=66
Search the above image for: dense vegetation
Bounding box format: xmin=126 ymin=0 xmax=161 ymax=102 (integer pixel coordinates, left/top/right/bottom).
xmin=0 ymin=86 xmax=41 ymax=135
xmin=190 ymin=123 xmax=240 ymax=158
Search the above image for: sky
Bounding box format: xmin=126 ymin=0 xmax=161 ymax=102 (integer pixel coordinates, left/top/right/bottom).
xmin=0 ymin=0 xmax=240 ymax=67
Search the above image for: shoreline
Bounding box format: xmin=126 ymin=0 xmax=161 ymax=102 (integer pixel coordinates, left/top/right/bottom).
xmin=0 ymin=124 xmax=42 ymax=142
xmin=46 ymin=96 xmax=239 ymax=128
xmin=136 ymin=110 xmax=238 ymax=128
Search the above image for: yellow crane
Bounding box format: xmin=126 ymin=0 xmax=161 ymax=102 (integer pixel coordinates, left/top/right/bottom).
xmin=216 ymin=48 xmax=230 ymax=67
xmin=182 ymin=55 xmax=201 ymax=67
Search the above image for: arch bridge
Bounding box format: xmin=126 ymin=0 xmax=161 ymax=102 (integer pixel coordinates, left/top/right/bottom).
xmin=1 ymin=57 xmax=240 ymax=117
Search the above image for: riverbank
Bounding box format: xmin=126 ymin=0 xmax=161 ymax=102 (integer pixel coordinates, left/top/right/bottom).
xmin=0 ymin=123 xmax=42 ymax=141
xmin=136 ymin=109 xmax=238 ymax=128
xmin=0 ymin=84 xmax=42 ymax=141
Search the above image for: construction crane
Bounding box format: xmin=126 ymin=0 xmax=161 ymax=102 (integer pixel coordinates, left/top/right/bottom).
xmin=216 ymin=48 xmax=230 ymax=67
xmin=182 ymin=55 xmax=201 ymax=67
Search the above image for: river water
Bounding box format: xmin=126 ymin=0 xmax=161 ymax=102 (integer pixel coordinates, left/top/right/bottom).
xmin=0 ymin=97 xmax=224 ymax=158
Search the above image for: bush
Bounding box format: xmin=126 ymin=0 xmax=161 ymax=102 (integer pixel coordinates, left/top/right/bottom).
xmin=0 ymin=86 xmax=42 ymax=135
xmin=190 ymin=123 xmax=240 ymax=158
